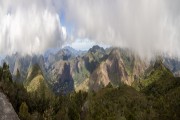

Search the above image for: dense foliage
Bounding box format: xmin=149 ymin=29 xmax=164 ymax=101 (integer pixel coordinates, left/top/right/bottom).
xmin=0 ymin=62 xmax=180 ymax=120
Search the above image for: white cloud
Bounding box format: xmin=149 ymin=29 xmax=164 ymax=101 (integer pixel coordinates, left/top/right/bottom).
xmin=0 ymin=0 xmax=66 ymax=55
xmin=63 ymin=0 xmax=180 ymax=59
xmin=1 ymin=0 xmax=180 ymax=59
xmin=67 ymin=38 xmax=96 ymax=51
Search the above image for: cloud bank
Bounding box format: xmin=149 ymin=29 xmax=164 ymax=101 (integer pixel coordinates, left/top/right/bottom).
xmin=1 ymin=0 xmax=180 ymax=59
xmin=0 ymin=0 xmax=66 ymax=55
xmin=63 ymin=0 xmax=180 ymax=58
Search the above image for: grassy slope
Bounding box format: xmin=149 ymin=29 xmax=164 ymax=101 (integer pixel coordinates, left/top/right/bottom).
xmin=25 ymin=64 xmax=53 ymax=99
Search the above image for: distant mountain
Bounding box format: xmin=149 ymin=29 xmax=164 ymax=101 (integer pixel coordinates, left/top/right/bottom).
xmin=44 ymin=46 xmax=86 ymax=69
xmin=47 ymin=45 xmax=108 ymax=93
xmin=2 ymin=45 xmax=180 ymax=94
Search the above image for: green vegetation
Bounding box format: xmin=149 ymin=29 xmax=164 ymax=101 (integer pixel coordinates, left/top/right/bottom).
xmin=120 ymin=49 xmax=135 ymax=75
xmin=1 ymin=62 xmax=180 ymax=120
xmin=74 ymin=64 xmax=90 ymax=86
xmin=0 ymin=63 xmax=88 ymax=119
xmin=132 ymin=60 xmax=173 ymax=91
xmin=87 ymin=85 xmax=152 ymax=120
xmin=19 ymin=102 xmax=31 ymax=120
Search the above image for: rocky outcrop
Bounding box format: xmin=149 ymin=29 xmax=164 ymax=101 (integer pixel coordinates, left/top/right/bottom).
xmin=49 ymin=60 xmax=74 ymax=94
xmin=88 ymin=48 xmax=149 ymax=91
xmin=0 ymin=92 xmax=19 ymax=120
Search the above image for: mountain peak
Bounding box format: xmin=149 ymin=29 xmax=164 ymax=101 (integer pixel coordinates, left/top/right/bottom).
xmin=88 ymin=45 xmax=105 ymax=53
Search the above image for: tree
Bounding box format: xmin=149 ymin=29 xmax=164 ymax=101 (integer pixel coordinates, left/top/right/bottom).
xmin=2 ymin=62 xmax=12 ymax=83
xmin=3 ymin=62 xmax=8 ymax=70
xmin=19 ymin=102 xmax=31 ymax=120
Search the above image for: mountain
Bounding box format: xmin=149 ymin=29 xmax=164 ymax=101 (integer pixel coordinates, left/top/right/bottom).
xmin=87 ymin=48 xmax=149 ymax=91
xmin=1 ymin=46 xmax=180 ymax=119
xmin=132 ymin=59 xmax=173 ymax=90
xmin=48 ymin=60 xmax=74 ymax=94
xmin=47 ymin=45 xmax=108 ymax=93
xmin=2 ymin=54 xmax=46 ymax=82
xmin=82 ymin=60 xmax=180 ymax=120
xmin=44 ymin=46 xmax=86 ymax=69
xmin=24 ymin=64 xmax=53 ymax=98
xmin=2 ymin=45 xmax=180 ymax=94
xmin=71 ymin=45 xmax=108 ymax=91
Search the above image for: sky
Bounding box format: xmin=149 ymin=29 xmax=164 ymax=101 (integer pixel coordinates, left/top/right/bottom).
xmin=1 ymin=0 xmax=180 ymax=59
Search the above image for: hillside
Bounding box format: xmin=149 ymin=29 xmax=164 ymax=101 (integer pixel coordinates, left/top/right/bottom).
xmin=1 ymin=52 xmax=180 ymax=119
xmin=88 ymin=48 xmax=149 ymax=91
xmin=24 ymin=64 xmax=53 ymax=99
xmin=82 ymin=61 xmax=180 ymax=120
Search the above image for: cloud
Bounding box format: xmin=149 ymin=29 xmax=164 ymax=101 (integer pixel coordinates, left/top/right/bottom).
xmin=63 ymin=0 xmax=180 ymax=58
xmin=1 ymin=0 xmax=180 ymax=59
xmin=0 ymin=0 xmax=66 ymax=55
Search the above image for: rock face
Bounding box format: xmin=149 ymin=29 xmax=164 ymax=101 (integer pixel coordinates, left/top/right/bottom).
xmin=0 ymin=45 xmax=160 ymax=93
xmin=0 ymin=92 xmax=19 ymax=120
xmin=88 ymin=48 xmax=149 ymax=91
xmin=48 ymin=60 xmax=74 ymax=94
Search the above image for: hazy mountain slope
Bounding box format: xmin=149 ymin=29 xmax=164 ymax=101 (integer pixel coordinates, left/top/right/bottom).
xmin=163 ymin=57 xmax=180 ymax=77
xmin=44 ymin=46 xmax=85 ymax=69
xmin=2 ymin=54 xmax=46 ymax=83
